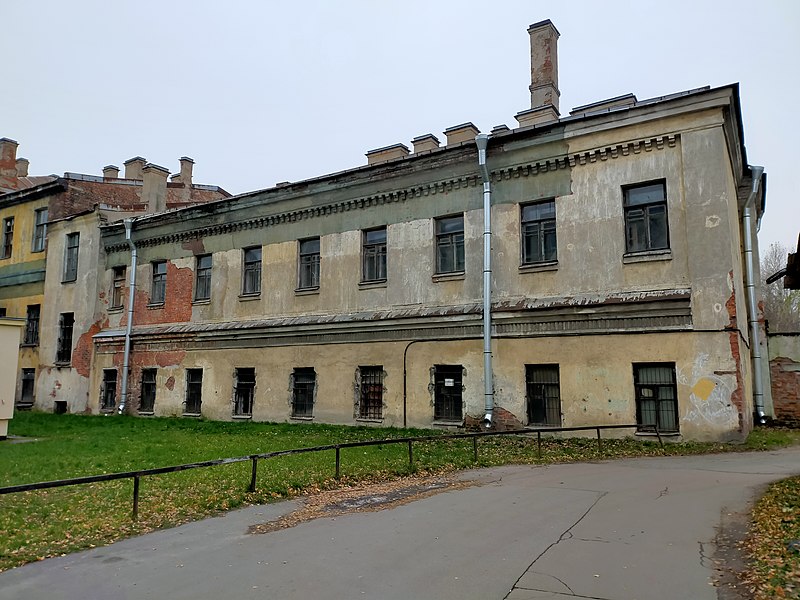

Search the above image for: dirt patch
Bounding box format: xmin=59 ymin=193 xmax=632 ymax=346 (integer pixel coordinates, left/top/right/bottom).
xmin=712 ymin=493 xmax=761 ymax=600
xmin=248 ymin=474 xmax=477 ymax=535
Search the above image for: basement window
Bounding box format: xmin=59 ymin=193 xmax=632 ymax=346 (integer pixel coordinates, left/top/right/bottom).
xmin=233 ymin=367 xmax=256 ymax=417
xmin=100 ymin=369 xmax=117 ymax=411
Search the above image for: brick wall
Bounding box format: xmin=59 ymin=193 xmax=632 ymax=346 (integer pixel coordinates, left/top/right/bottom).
xmin=768 ymin=334 xmax=800 ymax=426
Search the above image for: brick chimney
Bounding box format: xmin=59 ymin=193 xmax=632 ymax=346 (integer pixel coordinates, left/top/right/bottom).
xmin=123 ymin=156 xmax=146 ymax=180
xmin=173 ymin=156 xmax=194 ymax=185
xmin=103 ymin=165 xmax=120 ymax=179
xmin=0 ymin=138 xmax=19 ymax=179
xmin=141 ymin=163 xmax=170 ymax=213
xmin=515 ymin=20 xmax=561 ymax=127
xmin=15 ymin=158 xmax=29 ymax=177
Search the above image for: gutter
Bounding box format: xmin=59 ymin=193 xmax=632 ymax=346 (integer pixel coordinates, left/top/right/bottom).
xmin=118 ymin=218 xmax=138 ymax=414
xmin=475 ymin=134 xmax=494 ymax=428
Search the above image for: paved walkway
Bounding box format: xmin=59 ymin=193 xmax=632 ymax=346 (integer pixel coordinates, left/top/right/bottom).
xmin=2 ymin=448 xmax=799 ymax=600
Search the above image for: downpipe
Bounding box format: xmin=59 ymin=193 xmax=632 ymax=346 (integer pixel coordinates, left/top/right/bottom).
xmin=476 ymin=134 xmax=494 ymax=428
xmin=742 ymin=165 xmax=765 ymax=425
xmin=118 ymin=218 xmax=138 ymax=414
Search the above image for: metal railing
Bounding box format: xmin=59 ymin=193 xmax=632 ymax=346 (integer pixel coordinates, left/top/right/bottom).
xmin=0 ymin=423 xmax=661 ymax=520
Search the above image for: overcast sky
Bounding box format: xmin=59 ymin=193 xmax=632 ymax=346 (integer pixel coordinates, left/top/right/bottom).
xmin=2 ymin=1 xmax=797 ymax=252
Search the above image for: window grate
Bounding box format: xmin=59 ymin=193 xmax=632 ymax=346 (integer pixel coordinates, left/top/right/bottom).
xmin=526 ymin=364 xmax=561 ymax=426
xmin=358 ymin=366 xmax=384 ymax=419
xmin=434 ymin=365 xmax=462 ymax=421
xmin=634 ymin=363 xmax=678 ymax=432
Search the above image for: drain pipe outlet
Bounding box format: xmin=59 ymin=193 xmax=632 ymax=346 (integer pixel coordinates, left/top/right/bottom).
xmin=476 ymin=133 xmax=494 ymax=428
xmin=742 ymin=165 xmax=765 ymax=424
xmin=118 ymin=218 xmax=138 ymax=414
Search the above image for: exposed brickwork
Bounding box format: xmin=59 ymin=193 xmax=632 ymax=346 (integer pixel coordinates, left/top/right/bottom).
xmin=125 ymin=262 xmax=194 ymax=326
xmin=725 ymin=279 xmax=747 ymax=432
xmin=465 ymin=406 xmax=524 ymax=432
xmin=73 ymin=319 xmax=108 ymax=377
xmin=770 ymin=357 xmax=800 ymax=426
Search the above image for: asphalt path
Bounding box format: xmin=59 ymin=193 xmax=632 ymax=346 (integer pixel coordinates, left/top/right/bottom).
xmin=2 ymin=448 xmax=799 ymax=600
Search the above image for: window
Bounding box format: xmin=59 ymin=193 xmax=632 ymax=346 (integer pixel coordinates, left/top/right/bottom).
xmin=195 ymin=254 xmax=212 ymax=301
xmin=32 ymin=208 xmax=47 ymax=252
xmin=0 ymin=307 xmax=6 ymax=317
xmin=139 ymin=368 xmax=157 ymax=413
xmin=23 ymin=304 xmax=40 ymax=345
xmin=62 ymin=232 xmax=79 ymax=282
xmin=433 ymin=365 xmax=462 ymax=421
xmin=634 ymin=363 xmax=678 ymax=433
xmin=362 ymin=228 xmax=387 ymax=283
xmin=298 ymin=238 xmax=320 ymax=289
xmin=1 ymin=217 xmax=13 ymax=259
xmin=292 ymin=368 xmax=315 ymax=417
xmin=242 ymin=247 xmax=261 ymax=296
xmin=522 ymin=201 xmax=557 ymax=264
xmin=151 ymin=260 xmax=166 ymax=305
xmin=101 ymin=369 xmax=117 ymax=411
xmin=20 ymin=368 xmax=35 ymax=405
xmin=56 ymin=312 xmax=74 ymax=364
xmin=435 ymin=215 xmax=464 ymax=274
xmin=111 ymin=266 xmax=126 ymax=309
xmin=624 ymin=181 xmax=669 ymax=253
xmin=233 ymin=367 xmax=256 ymax=417
xmin=358 ymin=366 xmax=384 ymax=419
xmin=525 ymin=365 xmax=561 ymax=426
xmin=185 ymin=368 xmax=203 ymax=414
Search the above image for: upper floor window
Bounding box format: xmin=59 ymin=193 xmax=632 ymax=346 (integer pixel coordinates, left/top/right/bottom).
xmin=151 ymin=260 xmax=167 ymax=305
xmin=23 ymin=304 xmax=40 ymax=346
xmin=195 ymin=254 xmax=212 ymax=301
xmin=32 ymin=208 xmax=47 ymax=252
xmin=111 ymin=266 xmax=126 ymax=309
xmin=521 ymin=200 xmax=557 ymax=264
xmin=2 ymin=217 xmax=14 ymax=259
xmin=362 ymin=227 xmax=387 ymax=283
xmin=298 ymin=238 xmax=320 ymax=290
xmin=435 ymin=215 xmax=464 ymax=274
xmin=62 ymin=232 xmax=79 ymax=282
xmin=242 ymin=247 xmax=261 ymax=296
xmin=624 ymin=181 xmax=669 ymax=253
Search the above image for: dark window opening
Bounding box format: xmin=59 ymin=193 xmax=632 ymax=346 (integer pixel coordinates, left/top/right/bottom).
xmin=362 ymin=228 xmax=387 ymax=283
xmin=63 ymin=232 xmax=79 ymax=282
xmin=358 ymin=366 xmax=384 ymax=419
xmin=624 ymin=181 xmax=669 ymax=253
xmin=195 ymin=254 xmax=212 ymax=301
xmin=434 ymin=365 xmax=462 ymax=421
xmin=292 ymin=368 xmax=315 ymax=417
xmin=56 ymin=312 xmax=74 ymax=364
xmin=151 ymin=261 xmax=167 ymax=305
xmin=233 ymin=367 xmax=256 ymax=416
xmin=242 ymin=247 xmax=261 ymax=295
xmin=298 ymin=238 xmax=320 ymax=289
xmin=24 ymin=304 xmax=40 ymax=345
xmin=101 ymin=369 xmax=117 ymax=411
xmin=634 ymin=363 xmax=678 ymax=433
xmin=435 ymin=215 xmax=464 ymax=274
xmin=139 ymin=368 xmax=156 ymax=413
xmin=526 ymin=364 xmax=561 ymax=426
xmin=522 ymin=200 xmax=557 ymax=264
xmin=1 ymin=217 xmax=14 ymax=259
xmin=20 ymin=368 xmax=35 ymax=405
xmin=185 ymin=368 xmax=203 ymax=414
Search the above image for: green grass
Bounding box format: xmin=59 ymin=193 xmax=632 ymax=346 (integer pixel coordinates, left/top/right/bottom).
xmin=1 ymin=412 xmax=798 ymax=572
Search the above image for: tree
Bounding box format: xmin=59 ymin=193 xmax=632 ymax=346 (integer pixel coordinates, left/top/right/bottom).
xmin=761 ymin=242 xmax=800 ymax=333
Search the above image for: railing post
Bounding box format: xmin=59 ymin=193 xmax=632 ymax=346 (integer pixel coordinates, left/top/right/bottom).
xmin=335 ymin=446 xmax=341 ymax=479
xmin=473 ymin=436 xmax=478 ymax=462
xmin=408 ymin=440 xmax=413 ymax=470
xmin=537 ymin=431 xmax=542 ymax=459
xmin=596 ymin=427 xmax=602 ymax=453
xmin=249 ymin=457 xmax=258 ymax=492
xmin=132 ymin=475 xmax=140 ymax=521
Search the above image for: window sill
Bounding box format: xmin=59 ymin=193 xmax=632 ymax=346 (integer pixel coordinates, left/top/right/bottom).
xmin=359 ymin=280 xmax=387 ymax=290
xmin=232 ymin=414 xmax=252 ymax=420
xmin=519 ymin=260 xmax=558 ymax=274
xmin=356 ymin=417 xmax=384 ymax=424
xmin=290 ymin=415 xmax=314 ymax=421
xmin=147 ymin=303 xmax=164 ymax=309
xmin=108 ymin=306 xmax=124 ymax=313
xmin=61 ymin=279 xmax=76 ymax=284
xmin=138 ymin=411 xmax=155 ymax=416
xmin=623 ymin=249 xmax=672 ymax=264
xmin=238 ymin=293 xmax=261 ymax=301
xmin=192 ymin=298 xmax=211 ymax=305
xmin=432 ymin=420 xmax=462 ymax=427
xmin=635 ymin=430 xmax=680 ymax=437
xmin=54 ymin=362 xmax=72 ymax=368
xmin=295 ymin=287 xmax=320 ymax=296
xmin=432 ymin=271 xmax=465 ymax=283
xmin=19 ymin=343 xmax=39 ymax=348
xmin=182 ymin=412 xmax=201 ymax=418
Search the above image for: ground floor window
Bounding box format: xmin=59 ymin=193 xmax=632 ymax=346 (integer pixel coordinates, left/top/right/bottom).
xmin=634 ymin=363 xmax=678 ymax=433
xmin=101 ymin=369 xmax=117 ymax=411
xmin=292 ymin=368 xmax=315 ymax=417
xmin=358 ymin=366 xmax=384 ymax=419
xmin=526 ymin=364 xmax=561 ymax=426
xmin=433 ymin=365 xmax=462 ymax=421
xmin=139 ymin=368 xmax=156 ymax=413
xmin=233 ymin=367 xmax=256 ymax=417
xmin=185 ymin=368 xmax=203 ymax=415
xmin=20 ymin=368 xmax=35 ymax=405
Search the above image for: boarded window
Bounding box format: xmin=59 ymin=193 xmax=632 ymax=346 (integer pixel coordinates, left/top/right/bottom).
xmin=20 ymin=368 xmax=35 ymax=405
xmin=525 ymin=365 xmax=561 ymax=426
xmin=434 ymin=365 xmax=462 ymax=421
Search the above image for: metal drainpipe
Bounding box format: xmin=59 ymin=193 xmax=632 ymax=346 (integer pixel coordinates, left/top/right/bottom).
xmin=118 ymin=218 xmax=138 ymax=414
xmin=742 ymin=165 xmax=765 ymax=424
xmin=476 ymin=134 xmax=494 ymax=428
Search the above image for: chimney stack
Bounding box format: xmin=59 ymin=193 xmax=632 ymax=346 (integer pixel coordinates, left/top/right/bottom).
xmin=174 ymin=156 xmax=194 ymax=185
xmin=141 ymin=163 xmax=170 ymax=213
xmin=0 ymin=138 xmax=19 ymax=178
xmin=515 ymin=20 xmax=561 ymax=127
xmin=444 ymin=123 xmax=480 ymax=146
xmin=123 ymin=156 xmax=146 ymax=180
xmin=103 ymin=165 xmax=120 ymax=179
xmin=15 ymin=158 xmax=29 ymax=177
xmin=412 ymin=134 xmax=440 ymax=154
xmin=365 ymin=143 xmax=410 ymax=165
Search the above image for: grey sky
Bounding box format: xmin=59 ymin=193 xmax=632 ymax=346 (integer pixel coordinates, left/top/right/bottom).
xmin=2 ymin=0 xmax=797 ymax=251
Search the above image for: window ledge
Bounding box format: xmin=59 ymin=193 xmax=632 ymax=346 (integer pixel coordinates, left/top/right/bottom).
xmin=623 ymin=249 xmax=672 ymax=264
xmin=432 ymin=271 xmax=465 ymax=283
xmin=182 ymin=412 xmax=201 ymax=418
xmin=19 ymin=343 xmax=38 ymax=348
xmin=519 ymin=260 xmax=558 ymax=274
xmin=295 ymin=287 xmax=320 ymax=296
xmin=54 ymin=362 xmax=71 ymax=368
xmin=359 ymin=280 xmax=387 ymax=290
xmin=147 ymin=302 xmax=164 ymax=309
xmin=108 ymin=306 xmax=124 ymax=313
xmin=432 ymin=420 xmax=462 ymax=427
xmin=290 ymin=415 xmax=314 ymax=421
xmin=238 ymin=293 xmax=261 ymax=301
xmin=356 ymin=417 xmax=384 ymax=424
xmin=138 ymin=411 xmax=154 ymax=416
xmin=192 ymin=299 xmax=211 ymax=305
xmin=232 ymin=414 xmax=252 ymax=420
xmin=635 ymin=430 xmax=680 ymax=437
xmin=61 ymin=279 xmax=76 ymax=284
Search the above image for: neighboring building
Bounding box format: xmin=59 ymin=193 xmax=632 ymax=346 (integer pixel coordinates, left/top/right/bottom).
xmin=84 ymin=22 xmax=771 ymax=440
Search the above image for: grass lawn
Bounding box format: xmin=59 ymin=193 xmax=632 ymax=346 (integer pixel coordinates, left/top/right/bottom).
xmin=1 ymin=411 xmax=798 ymax=573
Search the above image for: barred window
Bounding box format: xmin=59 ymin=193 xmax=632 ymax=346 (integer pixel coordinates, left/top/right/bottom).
xmin=435 ymin=215 xmax=464 ymax=274
xmin=292 ymin=368 xmax=315 ymax=417
xmin=358 ymin=366 xmax=384 ymax=419
xmin=139 ymin=368 xmax=157 ymax=413
xmin=362 ymin=228 xmax=387 ymax=283
xmin=624 ymin=181 xmax=669 ymax=253
xmin=32 ymin=208 xmax=48 ymax=252
xmin=525 ymin=364 xmax=561 ymax=426
xmin=63 ymin=232 xmax=79 ymax=282
xmin=634 ymin=363 xmax=678 ymax=433
xmin=433 ymin=364 xmax=462 ymax=421
xmin=151 ymin=261 xmax=166 ymax=305
xmin=242 ymin=247 xmax=261 ymax=295
xmin=521 ymin=200 xmax=557 ymax=264
xmin=195 ymin=254 xmax=212 ymax=301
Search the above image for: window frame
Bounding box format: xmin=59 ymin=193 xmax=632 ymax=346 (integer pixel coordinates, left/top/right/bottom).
xmin=435 ymin=215 xmax=465 ymax=275
xmin=357 ymin=366 xmax=384 ymax=420
xmin=233 ymin=367 xmax=256 ymax=417
xmin=433 ymin=364 xmax=463 ymax=422
xmin=111 ymin=266 xmax=126 ymax=309
xmin=56 ymin=312 xmax=75 ymax=364
xmin=20 ymin=368 xmax=36 ymax=405
xmin=32 ymin=208 xmax=48 ymax=253
xmin=521 ymin=200 xmax=557 ymax=265
xmin=100 ymin=368 xmax=118 ymax=411
xmin=150 ymin=260 xmax=167 ymax=305
xmin=23 ymin=304 xmax=40 ymax=346
xmin=633 ymin=362 xmax=679 ymax=433
xmin=185 ymin=368 xmax=203 ymax=415
xmin=139 ymin=368 xmax=157 ymax=413
xmin=361 ymin=227 xmax=387 ymax=283
xmin=241 ymin=247 xmax=262 ymax=296
xmin=298 ymin=238 xmax=320 ymax=290
xmin=194 ymin=254 xmax=213 ymax=301
xmin=62 ymin=232 xmax=80 ymax=282
xmin=1 ymin=217 xmax=13 ymax=259
xmin=623 ymin=180 xmax=670 ymax=254
xmin=292 ymin=367 xmax=316 ymax=418
xmin=525 ymin=364 xmax=562 ymax=426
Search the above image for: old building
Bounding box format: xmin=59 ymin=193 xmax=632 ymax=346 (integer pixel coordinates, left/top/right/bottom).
xmin=80 ymin=21 xmax=768 ymax=441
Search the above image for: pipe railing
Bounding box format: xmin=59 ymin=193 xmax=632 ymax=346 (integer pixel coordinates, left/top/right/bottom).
xmin=0 ymin=423 xmax=662 ymax=521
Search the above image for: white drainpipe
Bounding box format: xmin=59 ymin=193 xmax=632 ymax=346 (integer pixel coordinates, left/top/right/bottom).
xmin=118 ymin=218 xmax=138 ymax=414
xmin=742 ymin=165 xmax=765 ymax=424
xmin=476 ymin=134 xmax=494 ymax=427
